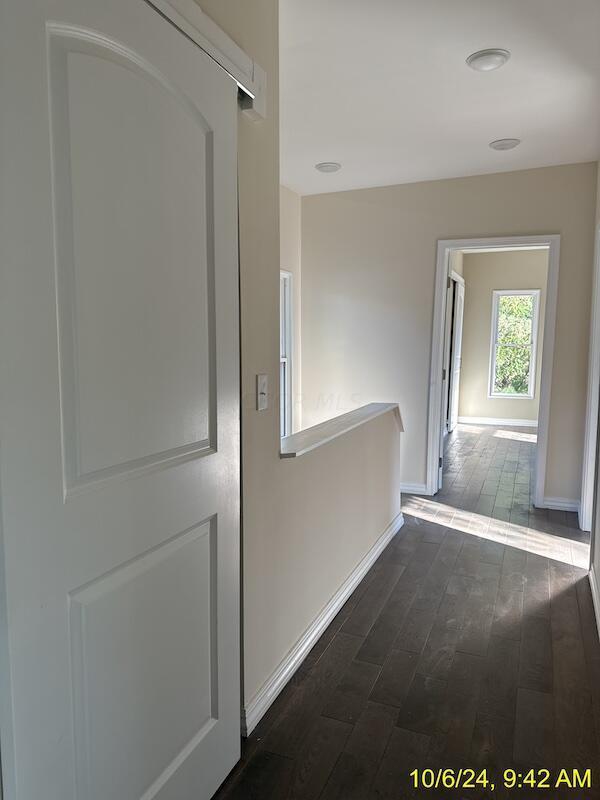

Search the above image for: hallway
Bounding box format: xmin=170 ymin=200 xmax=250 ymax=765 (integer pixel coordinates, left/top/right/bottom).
xmin=215 ymin=424 xmax=599 ymax=799
xmin=424 ymin=423 xmax=590 ymax=569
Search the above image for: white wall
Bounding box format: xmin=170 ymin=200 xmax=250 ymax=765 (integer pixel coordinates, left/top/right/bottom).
xmin=301 ymin=162 xmax=598 ymax=501
xmin=458 ymin=249 xmax=548 ymax=423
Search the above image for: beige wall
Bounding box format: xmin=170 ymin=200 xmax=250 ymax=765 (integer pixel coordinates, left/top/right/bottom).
xmin=195 ymin=1 xmax=402 ymax=713
xmin=280 ymin=185 xmax=301 ymax=273
xmin=301 ymin=162 xmax=598 ymax=501
xmin=449 ymin=249 xmax=463 ymax=277
xmin=458 ymin=250 xmax=549 ymax=422
xmin=280 ymin=185 xmax=302 ymax=431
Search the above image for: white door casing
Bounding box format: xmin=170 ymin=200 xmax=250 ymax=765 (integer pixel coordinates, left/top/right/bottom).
xmin=448 ymin=280 xmax=465 ymax=433
xmin=438 ymin=280 xmax=454 ymax=487
xmin=0 ymin=1 xmax=240 ymax=798
xmin=580 ymin=224 xmax=600 ymax=531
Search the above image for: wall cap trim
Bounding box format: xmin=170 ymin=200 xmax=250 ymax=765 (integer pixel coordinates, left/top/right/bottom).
xmin=280 ymin=403 xmax=401 ymax=459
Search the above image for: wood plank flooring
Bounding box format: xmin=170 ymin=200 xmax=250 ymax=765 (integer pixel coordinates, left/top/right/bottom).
xmin=214 ymin=424 xmax=598 ymax=799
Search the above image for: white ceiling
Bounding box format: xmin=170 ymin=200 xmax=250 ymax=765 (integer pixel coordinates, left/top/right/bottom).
xmin=280 ymin=0 xmax=600 ymax=195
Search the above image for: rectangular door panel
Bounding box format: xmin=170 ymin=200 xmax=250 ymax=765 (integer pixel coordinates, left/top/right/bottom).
xmin=49 ymin=28 xmax=217 ymax=490
xmin=70 ymin=520 xmax=217 ymax=800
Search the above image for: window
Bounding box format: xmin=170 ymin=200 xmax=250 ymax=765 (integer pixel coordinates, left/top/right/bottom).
xmin=489 ymin=289 xmax=540 ymax=399
xmin=280 ymin=271 xmax=293 ymax=437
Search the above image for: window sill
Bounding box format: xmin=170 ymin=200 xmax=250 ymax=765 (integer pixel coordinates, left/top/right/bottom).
xmin=280 ymin=402 xmax=401 ymax=459
xmin=488 ymin=394 xmax=535 ymax=400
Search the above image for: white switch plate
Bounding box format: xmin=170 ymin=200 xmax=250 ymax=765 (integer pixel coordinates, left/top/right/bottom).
xmin=256 ymin=374 xmax=268 ymax=411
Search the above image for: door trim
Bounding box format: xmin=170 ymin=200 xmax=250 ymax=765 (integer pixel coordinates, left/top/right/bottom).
xmin=580 ymin=224 xmax=600 ymax=531
xmin=145 ymin=0 xmax=267 ymax=119
xmin=426 ymin=235 xmax=560 ymax=507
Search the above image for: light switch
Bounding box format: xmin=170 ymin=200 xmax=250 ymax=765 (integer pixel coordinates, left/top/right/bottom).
xmin=256 ymin=373 xmax=268 ymax=411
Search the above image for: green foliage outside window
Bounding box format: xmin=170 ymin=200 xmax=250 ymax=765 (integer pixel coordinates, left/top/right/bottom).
xmin=492 ymin=294 xmax=535 ymax=396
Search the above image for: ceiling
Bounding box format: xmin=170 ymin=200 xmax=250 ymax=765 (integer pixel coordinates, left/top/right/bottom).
xmin=280 ymin=0 xmax=600 ymax=195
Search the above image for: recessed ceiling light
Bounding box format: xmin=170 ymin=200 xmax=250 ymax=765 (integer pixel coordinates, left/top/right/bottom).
xmin=466 ymin=48 xmax=511 ymax=72
xmin=315 ymin=161 xmax=341 ymax=173
xmin=489 ymin=138 xmax=521 ymax=151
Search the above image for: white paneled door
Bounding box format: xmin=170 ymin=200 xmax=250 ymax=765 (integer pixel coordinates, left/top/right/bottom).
xmin=0 ymin=1 xmax=240 ymax=798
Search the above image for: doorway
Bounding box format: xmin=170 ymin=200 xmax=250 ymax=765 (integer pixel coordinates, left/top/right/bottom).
xmin=427 ymin=236 xmax=560 ymax=510
xmin=441 ymin=249 xmax=547 ymax=498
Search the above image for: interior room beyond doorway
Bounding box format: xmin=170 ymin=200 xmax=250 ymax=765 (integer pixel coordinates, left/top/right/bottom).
xmin=431 ymin=239 xmax=557 ymax=510
xmin=445 ymin=247 xmax=549 ymax=435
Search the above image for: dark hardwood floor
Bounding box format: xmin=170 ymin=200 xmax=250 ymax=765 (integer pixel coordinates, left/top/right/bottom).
xmin=214 ymin=424 xmax=599 ymax=799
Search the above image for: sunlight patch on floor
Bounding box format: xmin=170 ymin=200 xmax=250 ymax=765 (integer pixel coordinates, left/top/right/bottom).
xmin=402 ymin=495 xmax=588 ymax=569
xmin=494 ymin=429 xmax=537 ymax=443
xmin=456 ymin=424 xmax=485 ymax=434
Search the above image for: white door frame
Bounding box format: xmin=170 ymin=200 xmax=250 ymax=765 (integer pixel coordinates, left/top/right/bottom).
xmin=441 ymin=279 xmax=455 ymax=439
xmin=426 ymin=235 xmax=560 ymax=506
xmin=580 ymin=224 xmax=600 ymax=531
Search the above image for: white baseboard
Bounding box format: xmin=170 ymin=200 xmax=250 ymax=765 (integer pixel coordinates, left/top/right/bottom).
xmin=540 ymin=496 xmax=580 ymax=513
xmin=241 ymin=511 xmax=405 ymax=736
xmin=458 ymin=416 xmax=538 ymax=428
xmin=400 ymin=482 xmax=429 ymax=495
xmin=589 ymin=567 xmax=600 ymax=642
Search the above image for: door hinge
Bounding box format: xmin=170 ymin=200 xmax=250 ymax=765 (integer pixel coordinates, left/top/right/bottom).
xmin=442 ymin=368 xmax=447 ymax=381
xmin=447 ymin=276 xmax=452 ymax=289
xmin=439 ymin=457 xmax=443 ymax=468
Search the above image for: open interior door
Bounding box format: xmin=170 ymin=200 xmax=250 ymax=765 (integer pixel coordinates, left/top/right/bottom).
xmin=448 ymin=280 xmax=465 ymax=433
xmin=441 ymin=279 xmax=456 ymax=440
xmin=0 ymin=1 xmax=240 ymax=798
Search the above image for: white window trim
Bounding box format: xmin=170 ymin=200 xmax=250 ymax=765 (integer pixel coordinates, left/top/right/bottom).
xmin=280 ymin=271 xmax=293 ymax=437
xmin=488 ymin=289 xmax=541 ymax=400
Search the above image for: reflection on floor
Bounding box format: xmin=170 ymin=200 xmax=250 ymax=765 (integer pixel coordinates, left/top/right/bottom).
xmin=213 ymin=424 xmax=599 ymax=800
xmin=406 ymin=423 xmax=590 ymax=569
